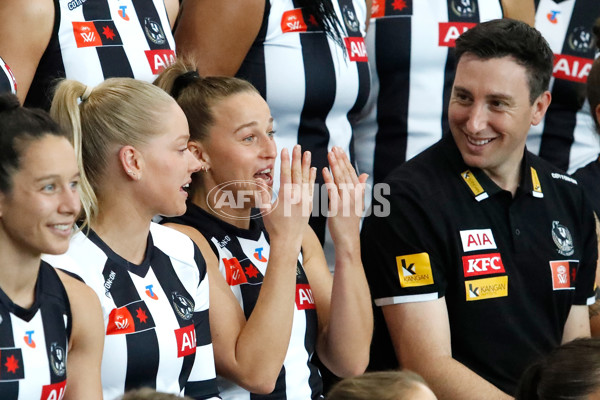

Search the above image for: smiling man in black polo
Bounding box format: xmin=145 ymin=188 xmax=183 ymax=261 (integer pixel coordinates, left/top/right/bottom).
xmin=361 ymin=18 xmax=597 ymax=400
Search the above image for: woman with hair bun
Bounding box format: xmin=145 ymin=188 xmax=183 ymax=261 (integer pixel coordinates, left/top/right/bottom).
xmin=43 ymin=78 xmax=220 ymax=400
xmin=0 ymin=92 xmax=103 ymax=399
xmin=515 ymin=338 xmax=600 ymax=400
xmin=155 ymin=59 xmax=372 ymax=399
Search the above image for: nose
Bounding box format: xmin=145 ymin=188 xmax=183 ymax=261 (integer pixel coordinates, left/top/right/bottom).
xmin=58 ymin=186 xmax=81 ymax=216
xmin=262 ymin=135 xmax=277 ymax=159
xmin=465 ymin=103 xmax=488 ymax=134
xmin=186 ymin=149 xmax=202 ymax=173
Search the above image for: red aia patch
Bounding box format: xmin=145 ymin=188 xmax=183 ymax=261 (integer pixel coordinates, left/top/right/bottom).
xmin=175 ymin=325 xmax=197 ymax=358
xmin=295 ymin=284 xmax=316 ymax=310
xmin=438 ymin=22 xmax=476 ymax=47
xmin=144 ymin=49 xmax=175 ymax=74
xmin=553 ymin=54 xmax=593 ymax=83
xmin=41 ymin=380 xmax=67 ymax=400
xmin=344 ymin=37 xmax=368 ymax=62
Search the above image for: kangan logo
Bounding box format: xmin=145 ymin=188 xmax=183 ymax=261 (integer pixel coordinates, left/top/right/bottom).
xmin=552 ymin=221 xmax=574 ymax=256
xmin=50 ymin=343 xmax=66 ymax=376
xmin=568 ymin=26 xmax=592 ymax=52
xmin=401 ymin=259 xmax=416 ymax=276
xmin=451 ymin=0 xmax=476 ymax=18
xmin=343 ymin=5 xmax=359 ymax=32
xmin=144 ymin=18 xmax=166 ymax=45
xmin=172 ymin=292 xmax=194 ymax=320
xmin=468 ymin=283 xmax=479 ymax=298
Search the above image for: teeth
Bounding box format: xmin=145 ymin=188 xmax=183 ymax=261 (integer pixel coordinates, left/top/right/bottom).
xmin=467 ymin=137 xmax=492 ymax=146
xmin=53 ymin=224 xmax=71 ymax=231
xmin=183 ymin=183 xmax=190 ymax=188
xmin=257 ymin=169 xmax=271 ymax=174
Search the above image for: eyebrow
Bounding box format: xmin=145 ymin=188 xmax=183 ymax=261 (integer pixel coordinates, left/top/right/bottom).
xmin=453 ymin=86 xmax=513 ymax=102
xmin=35 ymin=172 xmax=81 ymax=182
xmin=233 ymin=117 xmax=274 ymax=134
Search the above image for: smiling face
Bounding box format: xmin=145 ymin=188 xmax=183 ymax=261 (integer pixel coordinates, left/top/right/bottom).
xmin=140 ymin=102 xmax=201 ymax=217
xmin=0 ymin=135 xmax=80 ymax=256
xmin=449 ymin=54 xmax=550 ymax=183
xmin=198 ymin=91 xmax=276 ymax=208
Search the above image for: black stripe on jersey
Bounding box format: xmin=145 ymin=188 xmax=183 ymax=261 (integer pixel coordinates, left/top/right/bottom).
xmin=441 ymin=0 xmax=481 ymax=139
xmin=102 ymin=259 xmax=160 ymax=391
xmin=40 ymin=264 xmax=70 ymax=383
xmin=292 ymin=0 xmax=337 ymax=243
xmin=339 ymin=0 xmax=370 ymax=165
xmin=151 ymin=248 xmax=200 ymax=392
xmin=373 ymin=17 xmax=411 ymax=183
xmin=131 ymin=0 xmax=171 ymax=50
xmin=24 ymin=0 xmax=66 ymax=110
xmin=0 ymin=302 xmax=19 ymax=397
xmin=185 ymin=378 xmax=219 ymax=399
xmin=537 ymin=0 xmax=598 ymax=171
xmin=237 ymin=0 xmax=270 ymax=97
xmin=82 ymin=0 xmax=134 ymax=79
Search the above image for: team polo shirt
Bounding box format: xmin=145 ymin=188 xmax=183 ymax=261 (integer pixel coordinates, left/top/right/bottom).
xmin=361 ymin=135 xmax=597 ymax=395
xmin=43 ymin=223 xmax=219 ymax=400
xmin=0 ymin=56 xmax=17 ymax=95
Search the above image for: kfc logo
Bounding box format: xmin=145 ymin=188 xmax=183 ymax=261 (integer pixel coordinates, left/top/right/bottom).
xmin=462 ymin=253 xmax=505 ymax=277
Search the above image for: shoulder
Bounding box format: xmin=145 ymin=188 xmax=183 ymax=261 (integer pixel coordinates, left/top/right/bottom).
xmin=529 ymin=152 xmax=581 ymax=190
xmin=150 ymin=222 xmax=198 ymax=258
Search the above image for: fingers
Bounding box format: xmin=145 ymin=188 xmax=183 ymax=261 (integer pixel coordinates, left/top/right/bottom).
xmin=280 ymin=147 xmax=291 ymax=187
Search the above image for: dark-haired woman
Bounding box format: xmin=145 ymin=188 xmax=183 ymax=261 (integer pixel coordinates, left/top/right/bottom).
xmin=155 ymin=60 xmax=372 ymax=399
xmin=571 ymin=18 xmax=600 ymax=338
xmin=174 ymin=0 xmax=372 ymax=255
xmin=0 ymin=93 xmax=103 ymax=399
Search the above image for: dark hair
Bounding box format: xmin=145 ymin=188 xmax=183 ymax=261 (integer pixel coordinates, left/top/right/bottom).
xmin=0 ymin=92 xmax=65 ymax=193
xmin=586 ymin=18 xmax=600 ymax=131
xmin=515 ymin=338 xmax=600 ymax=400
xmin=455 ymin=18 xmax=553 ymax=104
xmin=154 ymin=58 xmax=260 ymax=144
xmin=298 ymin=0 xmax=345 ymax=49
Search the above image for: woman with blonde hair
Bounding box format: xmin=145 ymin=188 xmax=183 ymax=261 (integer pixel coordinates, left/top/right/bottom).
xmin=327 ymin=371 xmax=437 ymax=400
xmin=43 ymin=77 xmax=220 ymax=400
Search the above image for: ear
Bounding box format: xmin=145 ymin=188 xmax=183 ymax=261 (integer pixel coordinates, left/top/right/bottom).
xmin=188 ymin=141 xmax=211 ymax=170
xmin=118 ymin=145 xmax=143 ymax=181
xmin=531 ymin=91 xmax=552 ymax=126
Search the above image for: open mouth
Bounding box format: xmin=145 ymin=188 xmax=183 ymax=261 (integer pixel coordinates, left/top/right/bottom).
xmin=254 ymin=168 xmax=273 ymax=185
xmin=466 ymin=135 xmax=495 ymax=146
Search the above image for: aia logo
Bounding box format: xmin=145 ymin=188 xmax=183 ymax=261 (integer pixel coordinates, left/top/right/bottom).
xmin=439 ymin=22 xmax=476 ymax=47
xmin=144 ymin=50 xmax=175 ymax=74
xmin=175 ymin=325 xmax=197 ymax=357
xmin=344 ymin=37 xmax=368 ymax=62
xmin=553 ymin=54 xmax=593 ymax=84
xmin=296 ymin=284 xmax=316 ymax=310
xmin=41 ymin=381 xmax=67 ymax=400
xmin=459 ymin=229 xmax=496 ymax=253
xmin=547 ymin=10 xmax=560 ymax=24
xmin=145 ymin=284 xmax=159 ymax=300
xmin=23 ymin=330 xmax=36 ymax=348
xmin=254 ymin=247 xmax=267 ymax=262
xmin=281 ymin=9 xmax=308 ymax=33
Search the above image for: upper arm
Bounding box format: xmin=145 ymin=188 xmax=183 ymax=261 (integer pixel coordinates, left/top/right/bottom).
xmin=163 ymin=0 xmax=180 ymax=29
xmin=57 ymin=271 xmax=104 ymax=400
xmin=382 ymin=298 xmax=452 ymax=368
xmin=174 ymin=0 xmax=264 ymax=76
xmin=562 ymin=305 xmax=591 ymax=344
xmin=501 ymin=0 xmax=535 ymax=26
xmin=0 ymin=0 xmax=54 ymax=103
xmin=301 ymin=228 xmax=334 ymax=347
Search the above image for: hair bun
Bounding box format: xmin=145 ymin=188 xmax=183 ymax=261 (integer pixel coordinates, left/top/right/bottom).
xmin=0 ymin=92 xmax=20 ymax=113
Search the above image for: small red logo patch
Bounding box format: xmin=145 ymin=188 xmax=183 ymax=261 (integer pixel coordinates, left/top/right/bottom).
xmin=549 ymin=261 xmax=572 ymax=290
xmin=144 ymin=49 xmax=175 ymax=74
xmin=462 ymin=253 xmax=505 ymax=278
xmin=438 ymin=22 xmax=476 ymax=47
xmin=295 ymin=284 xmax=316 ymax=310
xmin=552 ymin=54 xmax=593 ymax=83
xmin=223 ymin=257 xmax=248 ymax=286
xmin=344 ymin=37 xmax=368 ymax=62
xmin=281 ymin=9 xmax=307 ymax=33
xmin=175 ymin=325 xmax=196 ymax=357
xmin=41 ymin=380 xmax=67 ymax=400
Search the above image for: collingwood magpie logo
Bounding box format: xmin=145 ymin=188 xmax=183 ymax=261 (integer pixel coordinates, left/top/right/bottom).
xmin=144 ymin=18 xmax=166 ymax=45
xmin=552 ymin=221 xmax=574 ymax=256
xmin=50 ymin=342 xmax=66 ymax=376
xmin=451 ymin=0 xmax=477 ymax=18
xmin=568 ymin=26 xmax=592 ymax=53
xmin=342 ymin=5 xmax=359 ymax=33
xmin=171 ymin=292 xmax=194 ymax=320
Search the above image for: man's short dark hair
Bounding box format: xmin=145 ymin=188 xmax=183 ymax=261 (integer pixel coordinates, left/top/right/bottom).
xmin=455 ymin=19 xmax=553 ymax=104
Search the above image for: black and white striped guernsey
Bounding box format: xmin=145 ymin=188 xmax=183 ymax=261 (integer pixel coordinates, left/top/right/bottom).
xmin=526 ymin=0 xmax=600 ymax=173
xmin=237 ymin=0 xmax=370 ymax=245
xmin=25 ymin=0 xmax=176 ymax=110
xmin=0 ymin=262 xmax=71 ymax=400
xmin=353 ymin=0 xmax=503 ymax=189
xmin=43 ymin=223 xmax=219 ymax=400
xmin=163 ymin=203 xmax=323 ymax=400
xmin=0 ymin=56 xmax=17 ymax=95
